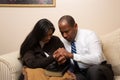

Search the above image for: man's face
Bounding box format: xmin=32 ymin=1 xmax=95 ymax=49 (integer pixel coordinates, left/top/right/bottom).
xmin=58 ymin=20 xmax=77 ymax=42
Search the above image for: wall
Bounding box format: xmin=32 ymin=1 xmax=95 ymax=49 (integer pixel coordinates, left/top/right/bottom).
xmin=0 ymin=0 xmax=120 ymax=55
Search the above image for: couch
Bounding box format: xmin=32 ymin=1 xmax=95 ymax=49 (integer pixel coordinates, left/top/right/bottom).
xmin=0 ymin=28 xmax=120 ymax=80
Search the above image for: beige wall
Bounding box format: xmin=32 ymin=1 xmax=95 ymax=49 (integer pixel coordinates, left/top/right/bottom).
xmin=0 ymin=0 xmax=120 ymax=55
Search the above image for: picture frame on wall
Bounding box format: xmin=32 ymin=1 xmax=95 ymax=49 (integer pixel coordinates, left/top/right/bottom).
xmin=0 ymin=0 xmax=56 ymax=7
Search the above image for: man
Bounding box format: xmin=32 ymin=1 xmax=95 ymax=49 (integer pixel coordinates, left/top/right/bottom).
xmin=55 ymin=15 xmax=114 ymax=80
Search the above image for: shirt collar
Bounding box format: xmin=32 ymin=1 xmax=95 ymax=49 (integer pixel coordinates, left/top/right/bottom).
xmin=74 ymin=27 xmax=80 ymax=42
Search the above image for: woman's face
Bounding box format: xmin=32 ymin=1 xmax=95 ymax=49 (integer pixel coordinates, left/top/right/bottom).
xmin=41 ymin=29 xmax=53 ymax=44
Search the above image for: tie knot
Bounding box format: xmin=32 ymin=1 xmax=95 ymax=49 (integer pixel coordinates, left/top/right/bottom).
xmin=71 ymin=40 xmax=75 ymax=45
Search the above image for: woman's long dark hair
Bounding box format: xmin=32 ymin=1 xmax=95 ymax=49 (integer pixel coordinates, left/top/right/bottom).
xmin=19 ymin=19 xmax=55 ymax=60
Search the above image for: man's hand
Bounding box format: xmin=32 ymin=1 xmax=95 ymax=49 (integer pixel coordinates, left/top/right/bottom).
xmin=53 ymin=50 xmax=66 ymax=64
xmin=53 ymin=48 xmax=73 ymax=64
xmin=57 ymin=48 xmax=73 ymax=59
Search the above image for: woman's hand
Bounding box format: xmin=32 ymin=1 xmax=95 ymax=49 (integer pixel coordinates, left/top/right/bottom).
xmin=53 ymin=49 xmax=66 ymax=64
xmin=55 ymin=48 xmax=73 ymax=59
xmin=53 ymin=48 xmax=73 ymax=64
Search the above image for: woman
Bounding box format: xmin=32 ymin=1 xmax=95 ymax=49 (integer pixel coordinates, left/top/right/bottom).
xmin=19 ymin=19 xmax=70 ymax=80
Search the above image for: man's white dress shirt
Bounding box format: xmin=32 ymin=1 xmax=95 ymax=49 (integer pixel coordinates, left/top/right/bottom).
xmin=61 ymin=28 xmax=106 ymax=69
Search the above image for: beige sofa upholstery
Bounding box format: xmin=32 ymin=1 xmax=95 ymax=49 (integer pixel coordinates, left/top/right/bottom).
xmin=0 ymin=51 xmax=22 ymax=80
xmin=0 ymin=28 xmax=120 ymax=80
xmin=101 ymin=28 xmax=120 ymax=80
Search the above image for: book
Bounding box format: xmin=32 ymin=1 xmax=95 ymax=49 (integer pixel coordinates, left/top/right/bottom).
xmin=44 ymin=61 xmax=70 ymax=77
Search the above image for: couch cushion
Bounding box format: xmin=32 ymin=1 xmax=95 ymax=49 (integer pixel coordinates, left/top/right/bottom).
xmin=101 ymin=29 xmax=120 ymax=75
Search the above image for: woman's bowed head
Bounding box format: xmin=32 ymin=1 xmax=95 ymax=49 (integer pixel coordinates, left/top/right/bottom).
xmin=19 ymin=18 xmax=67 ymax=68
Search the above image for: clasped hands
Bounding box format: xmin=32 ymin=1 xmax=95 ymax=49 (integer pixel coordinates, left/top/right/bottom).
xmin=53 ymin=48 xmax=73 ymax=64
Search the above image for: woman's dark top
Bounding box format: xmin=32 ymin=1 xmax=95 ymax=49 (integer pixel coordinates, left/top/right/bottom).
xmin=21 ymin=36 xmax=65 ymax=68
xmin=19 ymin=36 xmax=70 ymax=80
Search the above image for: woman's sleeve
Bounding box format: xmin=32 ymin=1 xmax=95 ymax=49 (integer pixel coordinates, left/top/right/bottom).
xmin=22 ymin=50 xmax=55 ymax=68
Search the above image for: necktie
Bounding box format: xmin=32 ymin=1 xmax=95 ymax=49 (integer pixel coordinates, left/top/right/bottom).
xmin=71 ymin=41 xmax=77 ymax=53
xmin=70 ymin=41 xmax=80 ymax=72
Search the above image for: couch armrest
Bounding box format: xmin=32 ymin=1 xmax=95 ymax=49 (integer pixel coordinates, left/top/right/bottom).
xmin=0 ymin=51 xmax=22 ymax=80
